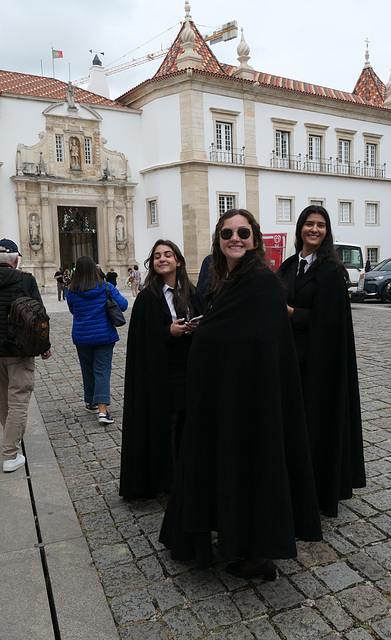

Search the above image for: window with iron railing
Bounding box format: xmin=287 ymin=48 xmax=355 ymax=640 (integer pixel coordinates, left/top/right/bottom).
xmin=210 ymin=144 xmax=245 ymax=164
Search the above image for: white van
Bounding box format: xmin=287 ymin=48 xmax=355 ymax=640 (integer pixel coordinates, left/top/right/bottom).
xmin=333 ymin=242 xmax=365 ymax=300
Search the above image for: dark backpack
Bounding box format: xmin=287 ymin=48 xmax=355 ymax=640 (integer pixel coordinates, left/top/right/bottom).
xmin=6 ymin=277 xmax=50 ymax=357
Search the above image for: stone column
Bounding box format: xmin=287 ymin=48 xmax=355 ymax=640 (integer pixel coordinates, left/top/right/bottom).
xmin=245 ymin=168 xmax=260 ymax=221
xmin=103 ymin=185 xmax=115 ymax=271
xmin=125 ymin=189 xmax=135 ymax=265
xmin=180 ymin=163 xmax=210 ymax=282
xmin=15 ymin=183 xmax=29 ymax=258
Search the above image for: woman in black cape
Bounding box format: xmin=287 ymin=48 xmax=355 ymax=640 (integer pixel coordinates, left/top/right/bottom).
xmin=277 ymin=205 xmax=365 ymax=517
xmin=159 ymin=209 xmax=322 ymax=579
xmin=119 ymin=240 xmax=205 ymax=499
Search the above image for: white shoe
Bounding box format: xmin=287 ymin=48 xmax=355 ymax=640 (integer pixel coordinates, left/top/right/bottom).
xmin=3 ymin=453 xmax=26 ymax=473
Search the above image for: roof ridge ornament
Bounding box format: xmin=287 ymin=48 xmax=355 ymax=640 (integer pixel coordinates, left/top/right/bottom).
xmin=177 ymin=1 xmax=202 ymax=70
xmin=232 ymin=27 xmax=254 ymax=80
xmin=364 ymin=38 xmax=370 ymax=68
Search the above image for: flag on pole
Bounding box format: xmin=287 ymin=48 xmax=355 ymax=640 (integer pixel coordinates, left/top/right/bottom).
xmin=52 ymin=49 xmax=63 ymax=59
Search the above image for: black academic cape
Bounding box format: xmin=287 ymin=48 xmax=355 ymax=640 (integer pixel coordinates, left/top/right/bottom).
xmin=119 ymin=287 xmax=205 ymax=498
xmin=277 ymin=255 xmax=366 ymax=516
xmin=159 ymin=265 xmax=322 ymax=564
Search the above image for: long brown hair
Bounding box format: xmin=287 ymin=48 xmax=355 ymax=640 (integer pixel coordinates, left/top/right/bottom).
xmin=210 ymin=209 xmax=268 ymax=296
xmin=69 ymin=256 xmax=102 ymax=292
xmin=144 ymin=239 xmax=195 ymax=311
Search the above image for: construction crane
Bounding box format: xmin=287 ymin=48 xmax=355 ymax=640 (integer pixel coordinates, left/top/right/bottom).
xmin=75 ymin=21 xmax=237 ymax=86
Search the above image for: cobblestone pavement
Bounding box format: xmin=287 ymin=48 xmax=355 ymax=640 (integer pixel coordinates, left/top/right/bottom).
xmin=35 ymin=294 xmax=391 ymax=640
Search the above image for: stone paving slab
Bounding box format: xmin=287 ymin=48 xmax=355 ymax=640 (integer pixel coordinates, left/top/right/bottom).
xmin=22 ymin=295 xmax=391 ymax=638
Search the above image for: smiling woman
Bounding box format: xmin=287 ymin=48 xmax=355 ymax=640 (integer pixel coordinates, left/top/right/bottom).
xmin=119 ymin=239 xmax=205 ymax=499
xmin=277 ymin=205 xmax=366 ymax=517
xmin=160 ymin=209 xmax=322 ymax=579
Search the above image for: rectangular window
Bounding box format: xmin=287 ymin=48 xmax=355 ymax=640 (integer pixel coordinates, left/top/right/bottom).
xmin=309 ymin=199 xmax=324 ymax=206
xmin=277 ymin=198 xmax=292 ymax=222
xmin=276 ymin=130 xmax=289 ymax=168
xmin=366 ymin=202 xmax=378 ymax=225
xmin=216 ymin=121 xmax=232 ymax=162
xmin=218 ymin=194 xmax=235 ymax=216
xmin=309 ymin=134 xmax=321 ymax=164
xmin=339 ymin=139 xmax=350 ymax=164
xmin=55 ymin=134 xmax=64 ymax=162
xmin=339 ymin=201 xmax=352 ymax=223
xmin=366 ymin=143 xmax=376 ymax=166
xmin=367 ymin=247 xmax=378 ymax=265
xmin=84 ymin=137 xmax=93 ymax=164
xmin=149 ymin=200 xmax=158 ymax=225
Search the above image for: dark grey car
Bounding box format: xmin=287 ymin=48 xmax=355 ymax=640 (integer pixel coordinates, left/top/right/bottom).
xmin=363 ymin=258 xmax=391 ymax=302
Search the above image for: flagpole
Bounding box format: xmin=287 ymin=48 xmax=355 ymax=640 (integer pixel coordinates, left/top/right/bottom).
xmin=51 ymin=47 xmax=55 ymax=78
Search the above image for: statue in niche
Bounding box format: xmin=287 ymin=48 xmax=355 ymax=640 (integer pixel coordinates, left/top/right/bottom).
xmin=69 ymin=138 xmax=80 ymax=170
xmin=29 ymin=215 xmax=41 ymax=246
xmin=116 ymin=217 xmax=125 ymax=241
xmin=116 ymin=216 xmax=126 ymax=249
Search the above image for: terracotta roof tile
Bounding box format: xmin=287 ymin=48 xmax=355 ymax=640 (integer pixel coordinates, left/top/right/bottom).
xmin=153 ymin=21 xmax=226 ymax=78
xmin=221 ymin=63 xmax=378 ymax=106
xmin=0 ymin=69 xmax=128 ymax=108
xmin=353 ymin=65 xmax=385 ymax=106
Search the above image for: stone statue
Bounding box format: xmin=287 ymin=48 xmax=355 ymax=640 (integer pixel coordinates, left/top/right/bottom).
xmin=29 ymin=215 xmax=40 ymax=245
xmin=116 ymin=217 xmax=125 ymax=241
xmin=66 ymin=82 xmax=76 ymax=110
xmin=69 ymin=138 xmax=80 ymax=168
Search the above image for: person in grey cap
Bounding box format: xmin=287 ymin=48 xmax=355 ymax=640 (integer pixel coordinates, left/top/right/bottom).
xmin=0 ymin=238 xmax=52 ymax=473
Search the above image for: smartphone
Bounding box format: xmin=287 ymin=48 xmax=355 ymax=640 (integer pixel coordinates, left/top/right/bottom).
xmin=188 ymin=315 xmax=203 ymax=323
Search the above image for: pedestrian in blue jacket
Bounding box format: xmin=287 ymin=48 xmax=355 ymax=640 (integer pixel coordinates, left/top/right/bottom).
xmin=67 ymin=255 xmax=128 ymax=424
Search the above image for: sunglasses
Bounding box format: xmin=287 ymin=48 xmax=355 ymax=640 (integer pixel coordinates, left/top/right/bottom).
xmin=220 ymin=227 xmax=251 ymax=240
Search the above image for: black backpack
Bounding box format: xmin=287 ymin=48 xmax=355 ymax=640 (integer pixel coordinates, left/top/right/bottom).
xmin=6 ymin=275 xmax=50 ymax=357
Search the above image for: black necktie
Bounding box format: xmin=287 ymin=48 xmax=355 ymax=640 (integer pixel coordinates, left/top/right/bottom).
xmin=297 ymin=259 xmax=307 ymax=279
xmin=168 ymin=288 xmax=186 ymax=320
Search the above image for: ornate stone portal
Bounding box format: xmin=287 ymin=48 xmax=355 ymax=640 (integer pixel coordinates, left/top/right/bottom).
xmin=12 ymin=102 xmax=137 ymax=288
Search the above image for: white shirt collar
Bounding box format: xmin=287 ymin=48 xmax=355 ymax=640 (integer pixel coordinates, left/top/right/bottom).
xmin=299 ymin=251 xmax=317 ymax=265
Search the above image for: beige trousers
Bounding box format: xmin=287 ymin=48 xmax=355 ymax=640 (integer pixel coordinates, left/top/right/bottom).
xmin=0 ymin=356 xmax=35 ymax=459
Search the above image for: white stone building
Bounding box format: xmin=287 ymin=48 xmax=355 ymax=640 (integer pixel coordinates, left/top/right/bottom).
xmin=1 ymin=2 xmax=391 ymax=286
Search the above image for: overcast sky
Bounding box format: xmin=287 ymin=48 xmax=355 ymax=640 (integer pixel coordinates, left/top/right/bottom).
xmin=2 ymin=0 xmax=391 ymax=99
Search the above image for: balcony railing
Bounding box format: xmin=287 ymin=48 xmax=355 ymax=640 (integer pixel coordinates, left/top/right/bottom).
xmin=270 ymin=152 xmax=302 ymax=170
xmin=270 ymin=152 xmax=386 ymax=178
xmin=210 ymin=144 xmax=245 ymax=164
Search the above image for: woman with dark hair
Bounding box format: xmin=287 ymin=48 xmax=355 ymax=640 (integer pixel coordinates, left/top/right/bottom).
xmin=67 ymin=256 xmax=128 ymax=424
xmin=277 ymin=205 xmax=365 ymax=517
xmin=119 ymin=239 xmax=205 ymax=499
xmin=159 ymin=209 xmax=322 ymax=579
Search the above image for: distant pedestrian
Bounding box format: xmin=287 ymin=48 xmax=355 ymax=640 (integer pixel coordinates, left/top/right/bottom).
xmin=196 ymin=254 xmax=212 ymax=295
xmin=0 ymin=238 xmax=52 ymax=473
xmin=54 ymin=267 xmax=65 ymax=301
xmin=96 ymin=264 xmax=106 ymax=280
xmin=63 ymin=269 xmax=72 ymax=299
xmin=106 ymin=267 xmax=118 ymax=287
xmin=67 ymin=256 xmax=128 ymax=425
xmin=128 ymin=265 xmax=141 ymax=297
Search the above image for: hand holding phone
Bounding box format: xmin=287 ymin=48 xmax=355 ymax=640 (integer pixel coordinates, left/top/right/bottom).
xmin=188 ymin=315 xmax=203 ymax=323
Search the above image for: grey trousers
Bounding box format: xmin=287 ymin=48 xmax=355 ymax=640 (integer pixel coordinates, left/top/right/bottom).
xmin=0 ymin=356 xmax=35 ymax=459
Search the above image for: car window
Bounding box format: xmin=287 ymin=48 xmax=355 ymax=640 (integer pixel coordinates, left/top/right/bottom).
xmin=372 ymin=259 xmax=391 ymax=272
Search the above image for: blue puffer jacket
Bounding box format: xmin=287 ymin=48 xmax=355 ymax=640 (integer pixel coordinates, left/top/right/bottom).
xmin=67 ymin=283 xmax=128 ymax=346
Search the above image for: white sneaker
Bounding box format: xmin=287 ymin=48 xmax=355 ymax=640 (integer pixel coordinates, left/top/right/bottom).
xmin=3 ymin=453 xmax=26 ymax=473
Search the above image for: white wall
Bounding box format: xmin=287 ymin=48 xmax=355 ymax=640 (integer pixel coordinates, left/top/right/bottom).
xmin=0 ymin=96 xmax=47 ymax=243
xmin=139 ymin=94 xmax=181 ymax=168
